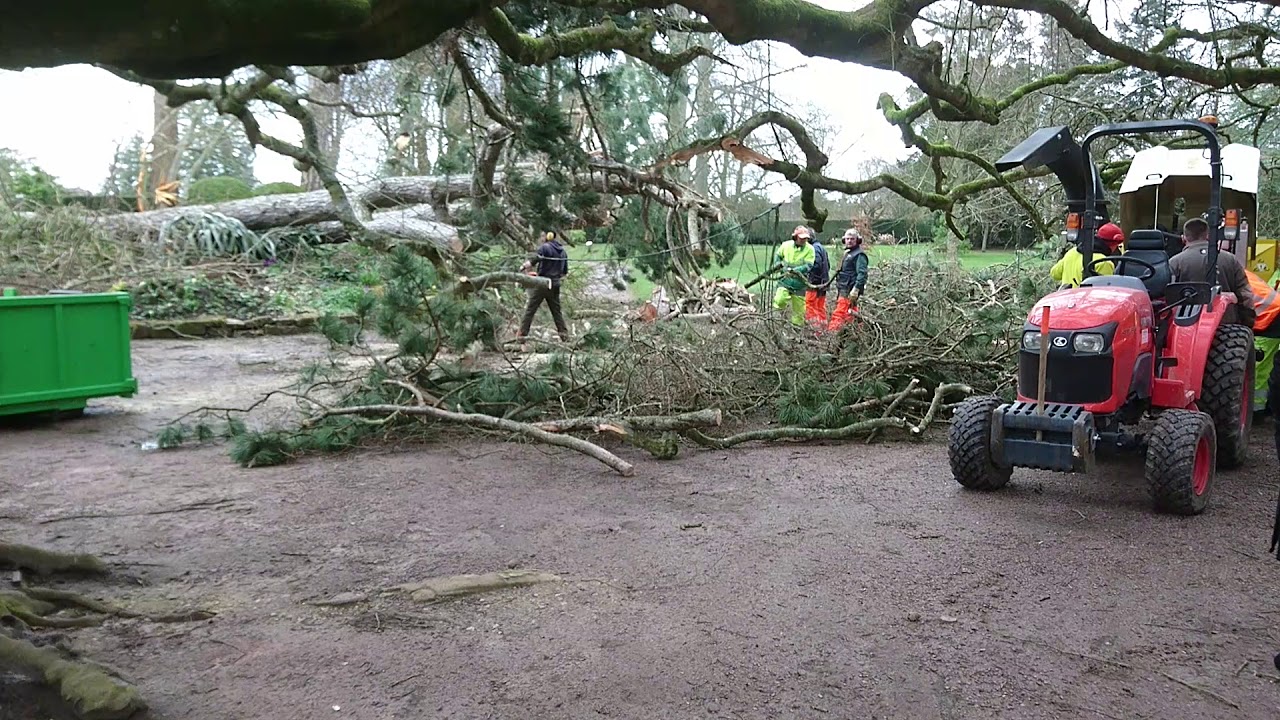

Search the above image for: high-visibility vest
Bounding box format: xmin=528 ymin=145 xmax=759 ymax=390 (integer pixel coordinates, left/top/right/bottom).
xmin=1247 ymin=269 xmax=1280 ymax=332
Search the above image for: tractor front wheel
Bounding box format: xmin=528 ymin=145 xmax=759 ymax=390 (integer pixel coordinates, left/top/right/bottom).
xmin=1200 ymin=323 xmax=1254 ymax=469
xmin=1145 ymin=409 xmax=1216 ymax=516
xmin=948 ymin=396 xmax=1012 ymax=491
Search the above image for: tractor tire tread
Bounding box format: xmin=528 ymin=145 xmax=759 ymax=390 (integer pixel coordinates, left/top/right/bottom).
xmin=1145 ymin=409 xmax=1214 ymax=516
xmin=948 ymin=396 xmax=1012 ymax=491
xmin=1200 ymin=323 xmax=1253 ymax=469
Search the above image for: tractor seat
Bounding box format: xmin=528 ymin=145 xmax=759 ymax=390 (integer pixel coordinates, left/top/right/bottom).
xmin=1080 ymin=275 xmax=1149 ymax=293
xmin=1120 ymin=229 xmax=1172 ymax=298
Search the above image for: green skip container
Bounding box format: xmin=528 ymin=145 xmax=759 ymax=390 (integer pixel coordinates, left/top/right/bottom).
xmin=0 ymin=288 xmax=137 ymax=417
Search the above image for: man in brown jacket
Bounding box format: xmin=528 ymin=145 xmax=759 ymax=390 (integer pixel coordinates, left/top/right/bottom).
xmin=1169 ymin=217 xmax=1256 ymax=326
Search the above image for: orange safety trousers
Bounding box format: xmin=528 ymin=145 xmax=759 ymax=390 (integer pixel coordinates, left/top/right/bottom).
xmin=826 ymin=296 xmax=859 ymax=332
xmin=804 ymin=290 xmax=828 ymax=328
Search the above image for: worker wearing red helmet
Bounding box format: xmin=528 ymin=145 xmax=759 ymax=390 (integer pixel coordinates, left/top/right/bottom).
xmin=1050 ymin=222 xmax=1125 ymax=287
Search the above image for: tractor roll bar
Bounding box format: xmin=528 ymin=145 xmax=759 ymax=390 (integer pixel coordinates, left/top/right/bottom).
xmin=1079 ymin=119 xmax=1222 ymax=282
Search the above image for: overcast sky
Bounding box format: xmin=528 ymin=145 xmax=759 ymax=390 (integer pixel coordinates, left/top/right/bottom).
xmin=0 ymin=1 xmax=911 ymax=196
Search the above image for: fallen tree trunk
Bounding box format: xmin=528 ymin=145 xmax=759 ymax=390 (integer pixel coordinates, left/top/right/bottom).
xmin=309 ymin=205 xmax=462 ymax=252
xmin=94 ymin=160 xmax=722 ymax=256
xmin=104 ymin=175 xmax=477 ymax=233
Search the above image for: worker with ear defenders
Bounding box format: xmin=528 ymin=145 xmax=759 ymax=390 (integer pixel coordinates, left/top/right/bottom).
xmin=828 ymin=229 xmax=869 ymax=332
xmin=773 ymin=225 xmax=816 ymax=326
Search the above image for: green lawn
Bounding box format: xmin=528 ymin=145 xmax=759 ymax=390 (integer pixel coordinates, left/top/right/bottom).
xmin=569 ymin=242 xmax=1026 ymax=301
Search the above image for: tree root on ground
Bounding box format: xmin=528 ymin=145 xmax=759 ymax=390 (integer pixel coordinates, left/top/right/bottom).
xmin=387 ymin=570 xmax=562 ymax=603
xmin=0 ymin=543 xmax=107 ymax=576
xmin=0 ymin=633 xmax=146 ymax=720
xmin=1 ymin=542 xmax=215 ymax=720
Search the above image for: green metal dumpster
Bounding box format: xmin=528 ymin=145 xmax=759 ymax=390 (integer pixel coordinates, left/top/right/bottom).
xmin=0 ymin=288 xmax=137 ymax=417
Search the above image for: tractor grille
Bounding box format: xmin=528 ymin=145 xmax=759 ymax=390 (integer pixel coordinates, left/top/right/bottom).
xmin=1018 ymin=351 xmax=1113 ymax=404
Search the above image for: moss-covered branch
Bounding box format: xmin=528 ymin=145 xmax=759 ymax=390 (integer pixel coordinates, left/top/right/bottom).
xmin=0 ymin=542 xmax=107 ymax=576
xmin=0 ymin=634 xmax=145 ymax=720
xmin=482 ymin=8 xmax=717 ymax=76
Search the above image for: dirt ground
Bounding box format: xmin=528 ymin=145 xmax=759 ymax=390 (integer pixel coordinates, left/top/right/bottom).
xmin=2 ymin=335 xmax=1279 ymax=720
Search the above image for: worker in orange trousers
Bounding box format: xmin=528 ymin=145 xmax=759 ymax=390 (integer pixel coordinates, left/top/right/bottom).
xmin=804 ymin=230 xmax=830 ymax=329
xmin=828 ymin=228 xmax=869 ymax=333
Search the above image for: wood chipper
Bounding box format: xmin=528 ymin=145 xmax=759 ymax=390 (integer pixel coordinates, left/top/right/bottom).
xmin=1115 ymin=137 xmax=1268 ymax=270
xmin=949 ymin=118 xmax=1254 ymax=516
xmin=1114 ymin=128 xmax=1280 ymax=412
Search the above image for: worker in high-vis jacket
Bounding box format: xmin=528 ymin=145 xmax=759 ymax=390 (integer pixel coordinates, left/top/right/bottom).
xmin=773 ymin=225 xmax=816 ymax=326
xmin=1050 ymin=222 xmax=1125 ymax=287
xmin=1249 ymin=268 xmax=1280 ymax=412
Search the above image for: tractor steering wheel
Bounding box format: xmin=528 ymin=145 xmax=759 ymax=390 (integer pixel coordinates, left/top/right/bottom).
xmin=1084 ymin=255 xmax=1156 ymax=281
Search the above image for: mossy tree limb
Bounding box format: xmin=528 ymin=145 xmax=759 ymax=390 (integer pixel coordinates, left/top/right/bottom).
xmin=0 ymin=633 xmax=146 ymax=720
xmin=481 ymin=8 xmax=720 ymax=76
xmin=0 ymin=543 xmax=107 ymax=576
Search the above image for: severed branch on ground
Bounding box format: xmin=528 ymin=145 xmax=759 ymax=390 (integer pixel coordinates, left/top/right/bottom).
xmin=682 ymin=382 xmax=972 ymax=450
xmin=306 ymin=399 xmax=639 ymax=476
xmin=531 ymin=409 xmax=722 ymax=435
xmin=160 ymin=255 xmax=1043 ymax=476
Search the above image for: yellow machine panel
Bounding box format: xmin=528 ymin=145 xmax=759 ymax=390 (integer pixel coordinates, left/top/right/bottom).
xmin=1250 ymin=238 xmax=1278 ymax=276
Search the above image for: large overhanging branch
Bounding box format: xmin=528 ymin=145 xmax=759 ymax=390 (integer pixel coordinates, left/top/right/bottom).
xmin=657 ymin=108 xmax=1047 ymax=231
xmin=3 ymin=0 xmax=498 ymax=77
xmin=8 ymin=0 xmax=1280 ymax=126
xmin=481 ymin=8 xmax=722 ymax=76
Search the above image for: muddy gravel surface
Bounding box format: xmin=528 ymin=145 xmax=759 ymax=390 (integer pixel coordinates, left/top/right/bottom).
xmin=2 ymin=336 xmax=1279 ymax=720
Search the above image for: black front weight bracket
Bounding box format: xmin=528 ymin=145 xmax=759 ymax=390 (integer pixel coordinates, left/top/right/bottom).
xmin=990 ymin=401 xmax=1097 ymax=473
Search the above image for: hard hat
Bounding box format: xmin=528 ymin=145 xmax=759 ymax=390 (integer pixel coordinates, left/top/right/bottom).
xmin=545 ymin=231 xmax=556 ymax=241
xmin=842 ymin=228 xmax=862 ymax=241
xmin=1097 ymin=222 xmax=1125 ymax=248
xmin=791 ymin=225 xmax=810 ymax=238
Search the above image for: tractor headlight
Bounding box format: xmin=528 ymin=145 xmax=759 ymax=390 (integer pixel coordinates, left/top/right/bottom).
xmin=1072 ymin=333 xmax=1105 ymax=353
xmin=1022 ymin=331 xmax=1043 ymax=351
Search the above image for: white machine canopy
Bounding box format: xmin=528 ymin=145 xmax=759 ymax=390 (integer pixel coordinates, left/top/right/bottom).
xmin=1117 ymin=142 xmax=1260 ymax=264
xmin=1120 ymin=143 xmax=1260 ymax=195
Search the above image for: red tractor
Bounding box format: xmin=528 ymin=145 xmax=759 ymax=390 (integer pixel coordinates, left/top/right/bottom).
xmin=949 ymin=119 xmax=1254 ymax=515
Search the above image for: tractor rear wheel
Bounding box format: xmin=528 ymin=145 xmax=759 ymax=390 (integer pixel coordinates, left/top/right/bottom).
xmin=1200 ymin=323 xmax=1254 ymax=469
xmin=1145 ymin=409 xmax=1216 ymax=516
xmin=948 ymin=396 xmax=1012 ymax=491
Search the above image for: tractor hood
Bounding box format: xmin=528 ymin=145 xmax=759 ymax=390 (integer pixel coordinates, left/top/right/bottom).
xmin=1026 ymin=286 xmax=1154 ymax=331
